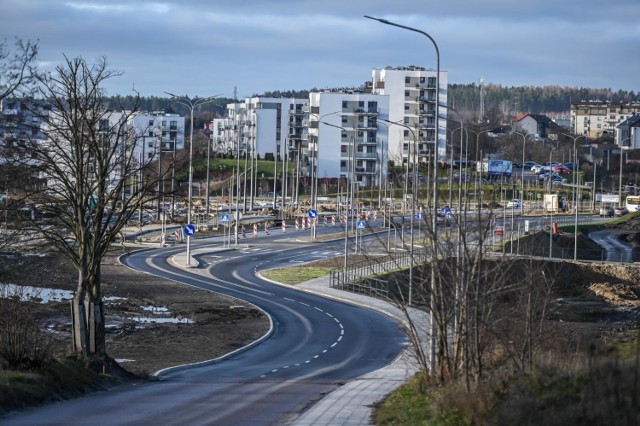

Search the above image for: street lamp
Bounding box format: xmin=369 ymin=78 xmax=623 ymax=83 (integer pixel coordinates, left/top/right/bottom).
xmin=166 ymin=92 xmax=220 ymax=266
xmin=467 ymin=128 xmax=493 ymax=207
xmin=365 ymin=15 xmax=440 ymax=373
xmin=619 ymin=137 xmax=630 ymax=208
xmin=379 ymin=118 xmax=418 ymax=304
xmin=561 ymin=133 xmax=587 ymax=261
xmin=309 ymin=110 xmax=342 ymax=239
xmin=321 ymin=121 xmax=355 ymax=275
xmin=514 ymin=131 xmax=535 ymax=212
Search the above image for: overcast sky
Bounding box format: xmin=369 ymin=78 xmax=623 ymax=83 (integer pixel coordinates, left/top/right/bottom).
xmin=2 ymin=1 xmax=639 ymax=99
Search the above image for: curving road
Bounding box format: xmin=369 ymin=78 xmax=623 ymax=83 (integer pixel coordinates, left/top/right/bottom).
xmin=587 ymin=229 xmax=634 ymax=262
xmin=3 ymin=230 xmax=407 ymax=425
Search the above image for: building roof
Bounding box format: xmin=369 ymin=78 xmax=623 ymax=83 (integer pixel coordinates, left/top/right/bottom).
xmin=617 ymin=114 xmax=640 ymax=128
xmin=513 ymin=113 xmax=554 ymax=125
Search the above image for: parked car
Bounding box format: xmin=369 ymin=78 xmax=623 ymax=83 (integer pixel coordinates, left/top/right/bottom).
xmin=553 ymin=164 xmax=572 ymax=175
xmin=523 ymin=161 xmax=540 ymax=170
xmin=599 ymin=206 xmax=614 ymax=217
xmin=614 ymin=207 xmax=629 ymax=217
xmin=531 ymin=164 xmax=544 ymax=174
xmin=538 ymin=172 xmax=551 ymax=180
xmin=506 ymin=199 xmax=521 ymax=209
xmin=564 ymin=162 xmax=579 ymax=171
xmin=453 ymin=172 xmax=470 ymax=181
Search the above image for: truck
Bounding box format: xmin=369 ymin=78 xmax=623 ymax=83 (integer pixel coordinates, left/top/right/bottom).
xmin=477 ymin=159 xmax=512 ymax=180
xmin=543 ymin=193 xmax=568 ymax=213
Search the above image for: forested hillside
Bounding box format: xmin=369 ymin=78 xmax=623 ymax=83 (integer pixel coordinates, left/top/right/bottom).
xmin=449 ymin=84 xmax=640 ymax=122
xmin=104 ymin=84 xmax=640 ymax=125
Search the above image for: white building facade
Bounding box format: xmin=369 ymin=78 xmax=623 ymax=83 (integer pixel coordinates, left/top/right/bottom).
xmin=129 ymin=111 xmax=184 ymax=163
xmin=571 ymin=101 xmax=640 ymax=139
xmin=307 ymin=90 xmax=389 ymax=188
xmin=370 ymin=66 xmax=448 ymax=164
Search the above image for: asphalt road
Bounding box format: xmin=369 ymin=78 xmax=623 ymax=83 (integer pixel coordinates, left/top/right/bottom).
xmin=3 ymin=229 xmax=407 ymax=425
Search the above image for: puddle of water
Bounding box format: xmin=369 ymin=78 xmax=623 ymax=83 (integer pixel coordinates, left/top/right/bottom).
xmin=0 ymin=283 xmax=74 ymax=303
xmin=128 ymin=316 xmax=193 ymax=324
xmin=1 ymin=284 xmax=193 ymax=326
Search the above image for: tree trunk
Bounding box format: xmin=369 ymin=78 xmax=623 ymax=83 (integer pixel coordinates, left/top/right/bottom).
xmin=71 ymin=296 xmax=88 ymax=356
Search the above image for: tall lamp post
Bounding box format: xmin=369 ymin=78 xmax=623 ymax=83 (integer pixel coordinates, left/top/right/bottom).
xmin=619 ymin=137 xmax=630 ymax=208
xmin=378 ymin=119 xmax=418 ymax=301
xmin=561 ymin=133 xmax=587 ymax=261
xmin=166 ymin=93 xmax=219 ymax=266
xmin=309 ymin=110 xmax=342 ymax=239
xmin=365 ymin=15 xmax=440 ymax=373
xmin=514 ymin=131 xmax=535 ymax=211
xmin=467 ymin=128 xmax=492 ymax=207
xmin=321 ymin=121 xmax=355 ymax=275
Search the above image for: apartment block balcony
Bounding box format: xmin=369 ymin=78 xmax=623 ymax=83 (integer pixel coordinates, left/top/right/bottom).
xmin=355 ymin=167 xmax=376 ymax=174
xmin=354 ymin=151 xmax=378 ymax=159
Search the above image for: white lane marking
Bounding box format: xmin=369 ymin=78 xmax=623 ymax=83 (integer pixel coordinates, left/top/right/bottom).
xmin=142 ymin=254 xmax=273 ymax=296
xmin=256 ymin=298 xmax=345 ymax=378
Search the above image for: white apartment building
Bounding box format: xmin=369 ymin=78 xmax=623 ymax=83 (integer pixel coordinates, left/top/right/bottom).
xmin=570 ymin=101 xmax=640 ymax=139
xmin=307 ymin=90 xmax=389 ymax=188
xmin=370 ymin=66 xmax=448 ymax=164
xmin=129 ymin=111 xmax=184 ymax=163
xmin=220 ymin=98 xmax=307 ymax=161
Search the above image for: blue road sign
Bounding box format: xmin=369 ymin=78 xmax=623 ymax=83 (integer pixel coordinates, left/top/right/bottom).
xmin=220 ymin=213 xmax=230 ymax=223
xmin=357 ymin=220 xmax=366 ymax=229
xmin=308 ymin=209 xmax=318 ymax=219
xmin=416 ymin=212 xmax=423 ymax=220
xmin=184 ymin=224 xmax=196 ymax=236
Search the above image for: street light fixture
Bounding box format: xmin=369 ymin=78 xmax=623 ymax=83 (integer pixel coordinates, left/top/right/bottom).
xmin=513 ymin=131 xmax=536 ymax=212
xmin=321 ymin=121 xmax=355 ymax=275
xmin=619 ymin=137 xmax=631 ymax=208
xmin=378 ymin=118 xmax=418 ymax=304
xmin=309 ymin=110 xmax=342 ymax=239
xmin=166 ymin=92 xmax=220 ymax=266
xmin=365 ymin=15 xmax=440 ymax=373
xmin=561 ymin=133 xmax=587 ymax=261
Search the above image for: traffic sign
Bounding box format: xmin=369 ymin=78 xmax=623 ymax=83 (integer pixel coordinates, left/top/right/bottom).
xmin=357 ymin=220 xmax=366 ymax=229
xmin=220 ymin=213 xmax=230 ymax=223
xmin=415 ymin=212 xmax=423 ymax=220
xmin=184 ymin=224 xmax=196 ymax=236
xmin=308 ymin=209 xmax=318 ymax=219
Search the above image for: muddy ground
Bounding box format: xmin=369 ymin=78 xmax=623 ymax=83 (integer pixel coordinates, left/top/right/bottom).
xmin=0 ymin=247 xmax=270 ymax=377
xmin=2 ymin=215 xmax=640 ymax=378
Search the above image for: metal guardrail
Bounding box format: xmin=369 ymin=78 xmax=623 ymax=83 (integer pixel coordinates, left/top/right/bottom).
xmin=330 ymin=248 xmax=429 ymax=288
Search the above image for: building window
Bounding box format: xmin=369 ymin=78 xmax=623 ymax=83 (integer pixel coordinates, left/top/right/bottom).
xmin=342 ymin=101 xmax=348 ymax=108
xmin=405 ymin=76 xmax=410 ymax=84
xmin=420 ymin=77 xmax=426 ymax=83
xmin=404 ymin=103 xmax=410 ymax=111
xmin=148 ymin=120 xmax=154 ymax=126
xmin=404 ymin=90 xmax=410 ymax=97
xmin=341 ymin=145 xmax=347 ymax=153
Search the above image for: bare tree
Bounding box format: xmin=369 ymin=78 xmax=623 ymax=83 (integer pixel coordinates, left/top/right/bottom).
xmin=0 ymin=38 xmax=40 ymax=248
xmin=14 ymin=56 xmax=158 ymax=358
xmin=0 ymin=38 xmax=39 ymax=100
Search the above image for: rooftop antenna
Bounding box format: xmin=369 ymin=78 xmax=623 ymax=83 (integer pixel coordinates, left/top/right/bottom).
xmin=479 ymin=76 xmax=485 ymax=124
